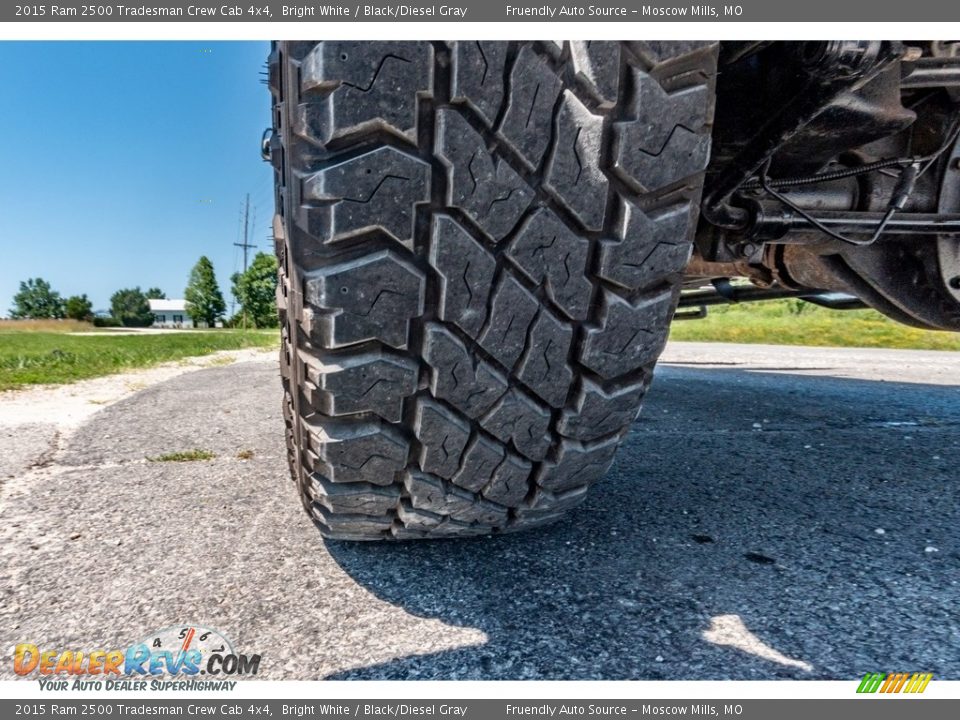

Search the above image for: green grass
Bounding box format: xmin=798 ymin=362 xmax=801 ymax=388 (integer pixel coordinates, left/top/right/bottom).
xmin=147 ymin=449 xmax=216 ymax=463
xmin=0 ymin=328 xmax=279 ymax=391
xmin=670 ymin=299 xmax=960 ymax=351
xmin=0 ymin=319 xmax=99 ymax=333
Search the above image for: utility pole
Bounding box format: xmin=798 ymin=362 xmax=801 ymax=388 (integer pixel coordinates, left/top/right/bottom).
xmin=233 ymin=193 xmax=258 ymax=329
xmin=234 ymin=193 xmax=256 ymax=273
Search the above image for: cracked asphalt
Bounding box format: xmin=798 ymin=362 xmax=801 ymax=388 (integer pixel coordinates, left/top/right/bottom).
xmin=1 ymin=343 xmax=958 ymax=680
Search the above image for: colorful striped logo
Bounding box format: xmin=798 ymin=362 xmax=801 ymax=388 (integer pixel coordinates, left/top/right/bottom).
xmin=857 ymin=672 xmax=933 ymax=694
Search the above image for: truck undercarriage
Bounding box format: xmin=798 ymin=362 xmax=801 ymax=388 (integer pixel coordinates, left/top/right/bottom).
xmin=685 ymin=40 xmax=960 ymax=331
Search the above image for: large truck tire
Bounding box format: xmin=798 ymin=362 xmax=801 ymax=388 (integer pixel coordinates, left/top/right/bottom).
xmin=268 ymin=41 xmax=718 ymax=540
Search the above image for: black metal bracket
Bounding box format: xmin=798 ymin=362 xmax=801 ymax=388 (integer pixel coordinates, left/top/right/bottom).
xmin=677 ymin=285 xmax=867 ymax=310
xmin=747 ymin=205 xmax=960 ymax=242
xmin=902 ymin=56 xmax=960 ymax=89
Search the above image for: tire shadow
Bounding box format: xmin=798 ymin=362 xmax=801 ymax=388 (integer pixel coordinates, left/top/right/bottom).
xmin=324 ymin=366 xmax=960 ymax=680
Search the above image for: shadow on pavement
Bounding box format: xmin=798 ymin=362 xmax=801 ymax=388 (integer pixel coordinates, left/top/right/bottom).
xmin=324 ymin=366 xmax=960 ymax=680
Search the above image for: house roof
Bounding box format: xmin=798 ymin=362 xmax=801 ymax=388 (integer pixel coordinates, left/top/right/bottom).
xmin=149 ymin=299 xmax=187 ymax=313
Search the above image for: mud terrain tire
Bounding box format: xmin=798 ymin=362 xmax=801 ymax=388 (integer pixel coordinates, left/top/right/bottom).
xmin=269 ymin=41 xmax=717 ymax=540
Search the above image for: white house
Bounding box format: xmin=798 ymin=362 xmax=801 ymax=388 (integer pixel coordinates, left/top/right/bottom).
xmin=149 ymin=299 xmax=193 ymax=328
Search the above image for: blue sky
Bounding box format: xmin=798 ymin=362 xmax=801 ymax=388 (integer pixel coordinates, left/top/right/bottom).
xmin=0 ymin=41 xmax=273 ymax=315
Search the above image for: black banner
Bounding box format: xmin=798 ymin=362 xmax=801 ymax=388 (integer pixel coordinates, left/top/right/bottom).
xmin=5 ymin=1 xmax=960 ymax=22
xmin=3 ymin=700 xmax=960 ymax=720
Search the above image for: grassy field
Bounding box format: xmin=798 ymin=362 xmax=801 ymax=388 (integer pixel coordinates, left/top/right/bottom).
xmin=3 ymin=299 xmax=955 ymax=392
xmin=0 ymin=322 xmax=279 ymax=391
xmin=670 ymin=299 xmax=960 ymax=351
xmin=0 ymin=319 xmax=100 ymax=334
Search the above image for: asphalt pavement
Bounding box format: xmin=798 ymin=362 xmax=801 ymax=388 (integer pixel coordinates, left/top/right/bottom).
xmin=1 ymin=343 xmax=958 ymax=680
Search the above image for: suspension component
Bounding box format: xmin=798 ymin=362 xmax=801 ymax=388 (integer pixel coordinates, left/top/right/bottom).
xmin=701 ymin=41 xmax=902 ymax=231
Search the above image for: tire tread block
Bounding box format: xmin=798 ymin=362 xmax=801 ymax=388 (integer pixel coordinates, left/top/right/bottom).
xmin=477 ymin=274 xmax=540 ymax=369
xmin=481 ymin=451 xmax=532 ymax=507
xmin=429 ymin=215 xmax=497 ymax=337
xmin=451 ymin=433 xmax=504 ymax=493
xmin=437 ymin=108 xmax=534 ymax=241
xmin=569 ymin=41 xmax=621 ymax=107
xmin=414 ymin=397 xmax=472 ymax=479
xmin=480 ymin=388 xmax=552 ymax=462
xmin=612 ymin=70 xmax=710 ymax=192
xmin=312 ymin=504 xmax=394 ymax=537
xmin=303 ymin=251 xmax=425 ymax=350
xmin=513 ymin=485 xmax=589 ymax=526
xmin=299 ymin=42 xmax=433 ymax=143
xmin=424 ymin=324 xmax=509 ymax=419
xmin=404 ymin=470 xmax=509 ymax=525
xmin=308 ymin=474 xmax=401 ymax=515
xmin=516 ymin=310 xmax=574 ymax=408
xmin=498 ymin=46 xmax=564 ymax=171
xmin=580 ymin=287 xmax=675 ymax=379
xmin=534 ymin=438 xmax=620 ymax=494
xmin=507 ymin=208 xmax=593 ymax=321
xmin=558 ymin=378 xmax=645 ymax=441
xmin=305 ymin=350 xmax=418 ymax=423
xmin=451 ymin=41 xmax=508 ymax=127
xmin=307 ymin=420 xmax=409 ymax=486
xmin=545 ymin=90 xmax=609 ymax=230
xmin=301 ymin=146 xmax=430 ymax=249
xmin=599 ymin=200 xmax=694 ymax=291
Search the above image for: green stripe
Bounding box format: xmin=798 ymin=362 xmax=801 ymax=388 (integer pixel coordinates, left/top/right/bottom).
xmin=857 ymin=673 xmax=885 ymax=693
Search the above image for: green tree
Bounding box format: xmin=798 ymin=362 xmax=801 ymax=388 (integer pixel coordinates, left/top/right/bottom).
xmin=145 ymin=287 xmax=166 ymax=300
xmin=110 ymin=287 xmax=154 ymax=327
xmin=10 ymin=278 xmax=64 ymax=319
xmin=231 ymin=252 xmax=279 ymax=328
xmin=185 ymin=256 xmax=226 ymax=328
xmin=64 ymin=294 xmax=94 ymax=322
